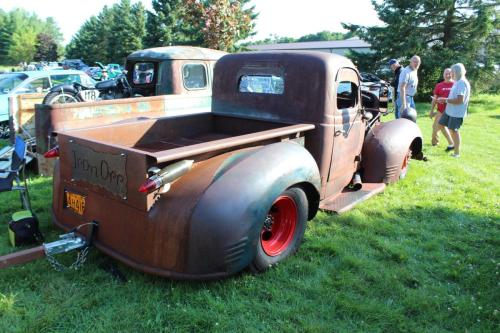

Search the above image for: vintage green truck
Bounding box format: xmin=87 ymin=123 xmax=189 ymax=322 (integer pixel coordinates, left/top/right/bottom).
xmin=46 ymin=51 xmax=423 ymax=280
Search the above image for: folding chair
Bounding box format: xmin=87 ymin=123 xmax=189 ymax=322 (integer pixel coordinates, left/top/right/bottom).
xmin=0 ymin=136 xmax=32 ymax=211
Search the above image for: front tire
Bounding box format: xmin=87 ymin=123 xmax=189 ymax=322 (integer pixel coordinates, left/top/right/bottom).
xmin=43 ymin=90 xmax=83 ymax=105
xmin=250 ymin=187 xmax=308 ymax=272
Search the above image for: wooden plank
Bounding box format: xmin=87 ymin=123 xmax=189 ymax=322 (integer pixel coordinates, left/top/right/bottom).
xmin=0 ymin=246 xmax=45 ymax=269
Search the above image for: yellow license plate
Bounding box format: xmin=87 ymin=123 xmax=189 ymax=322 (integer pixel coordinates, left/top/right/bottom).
xmin=65 ymin=191 xmax=86 ymax=215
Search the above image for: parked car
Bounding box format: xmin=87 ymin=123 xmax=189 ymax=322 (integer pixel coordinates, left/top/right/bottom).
xmin=62 ymin=59 xmax=89 ymax=71
xmin=85 ymin=66 xmax=104 ymax=80
xmin=360 ymin=72 xmax=390 ymax=118
xmin=0 ymin=70 xmax=95 ymax=136
xmin=48 ymin=51 xmax=423 ymax=280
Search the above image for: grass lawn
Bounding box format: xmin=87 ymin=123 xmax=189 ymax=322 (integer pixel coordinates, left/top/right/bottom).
xmin=0 ymin=95 xmax=498 ymax=332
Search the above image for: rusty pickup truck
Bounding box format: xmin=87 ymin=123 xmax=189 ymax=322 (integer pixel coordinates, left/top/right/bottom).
xmin=48 ymin=51 xmax=423 ymax=280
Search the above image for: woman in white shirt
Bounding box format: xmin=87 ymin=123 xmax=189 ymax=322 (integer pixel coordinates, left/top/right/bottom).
xmin=437 ymin=63 xmax=471 ymax=158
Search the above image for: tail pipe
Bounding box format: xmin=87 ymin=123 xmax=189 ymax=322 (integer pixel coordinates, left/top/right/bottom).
xmin=139 ymin=160 xmax=194 ymax=193
xmin=351 ymin=172 xmax=362 ymax=191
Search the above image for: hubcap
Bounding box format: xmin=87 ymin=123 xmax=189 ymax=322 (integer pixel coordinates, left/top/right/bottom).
xmin=50 ymin=93 xmax=78 ymax=104
xmin=261 ymin=195 xmax=297 ymax=256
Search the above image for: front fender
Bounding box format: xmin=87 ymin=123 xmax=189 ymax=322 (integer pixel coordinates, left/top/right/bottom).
xmin=186 ymin=141 xmax=321 ymax=275
xmin=362 ymin=118 xmax=423 ymax=183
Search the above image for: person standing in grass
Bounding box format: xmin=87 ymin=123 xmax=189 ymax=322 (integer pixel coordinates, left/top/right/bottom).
xmin=388 ymin=59 xmax=402 ymax=118
xmin=437 ymin=63 xmax=471 ymax=158
xmin=398 ymin=55 xmax=421 ymax=119
xmin=430 ymin=68 xmax=454 ymax=148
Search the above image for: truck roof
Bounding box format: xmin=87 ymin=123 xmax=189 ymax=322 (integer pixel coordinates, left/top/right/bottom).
xmin=127 ymin=46 xmax=227 ymax=61
xmin=219 ymin=50 xmax=356 ymax=73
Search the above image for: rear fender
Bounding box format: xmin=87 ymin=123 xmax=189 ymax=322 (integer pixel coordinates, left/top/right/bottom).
xmin=362 ymin=118 xmax=422 ymax=183
xmin=186 ymin=141 xmax=321 ymax=275
xmin=50 ymin=84 xmax=79 ymax=95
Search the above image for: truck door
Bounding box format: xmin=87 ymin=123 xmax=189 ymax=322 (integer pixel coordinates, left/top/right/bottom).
xmin=327 ymin=67 xmax=365 ymax=195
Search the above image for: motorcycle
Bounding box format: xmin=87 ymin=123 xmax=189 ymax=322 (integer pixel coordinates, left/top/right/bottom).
xmin=42 ymin=74 xmax=137 ymax=105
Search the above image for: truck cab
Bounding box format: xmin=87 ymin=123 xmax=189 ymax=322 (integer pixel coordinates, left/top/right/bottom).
xmin=125 ymin=46 xmax=226 ymax=97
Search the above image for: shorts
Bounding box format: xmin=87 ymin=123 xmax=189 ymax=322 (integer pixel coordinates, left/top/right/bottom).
xmin=439 ymin=112 xmax=463 ymax=130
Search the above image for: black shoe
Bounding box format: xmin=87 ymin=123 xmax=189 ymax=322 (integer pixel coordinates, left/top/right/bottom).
xmin=445 ymin=145 xmax=454 ymax=152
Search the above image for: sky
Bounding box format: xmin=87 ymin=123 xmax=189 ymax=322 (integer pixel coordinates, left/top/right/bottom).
xmin=0 ymin=0 xmax=383 ymax=44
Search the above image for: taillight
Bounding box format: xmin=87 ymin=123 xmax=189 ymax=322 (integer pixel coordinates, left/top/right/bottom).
xmin=138 ymin=160 xmax=194 ymax=193
xmin=138 ymin=178 xmax=161 ymax=193
xmin=44 ymin=146 xmax=59 ymax=158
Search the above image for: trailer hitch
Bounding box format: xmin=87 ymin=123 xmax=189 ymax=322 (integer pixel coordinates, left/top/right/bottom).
xmin=0 ymin=221 xmax=99 ymax=271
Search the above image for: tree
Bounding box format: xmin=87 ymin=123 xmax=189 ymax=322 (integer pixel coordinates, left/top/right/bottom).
xmin=107 ymin=0 xmax=146 ymax=63
xmin=66 ymin=15 xmax=109 ymax=64
xmin=297 ymin=30 xmax=352 ymax=42
xmin=182 ymin=0 xmax=256 ymax=51
xmin=34 ymin=33 xmax=58 ymax=61
xmin=66 ymin=1 xmax=146 ymax=64
xmin=343 ymin=0 xmax=499 ymax=96
xmin=8 ymin=26 xmax=37 ymax=64
xmin=143 ymin=0 xmax=196 ymax=48
xmin=0 ymin=9 xmax=63 ymax=65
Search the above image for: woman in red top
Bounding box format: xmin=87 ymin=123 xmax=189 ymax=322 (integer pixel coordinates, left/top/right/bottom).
xmin=430 ymin=68 xmax=454 ymax=148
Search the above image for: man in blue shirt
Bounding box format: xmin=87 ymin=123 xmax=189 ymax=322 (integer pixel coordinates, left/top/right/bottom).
xmin=397 ymin=55 xmax=421 ymax=119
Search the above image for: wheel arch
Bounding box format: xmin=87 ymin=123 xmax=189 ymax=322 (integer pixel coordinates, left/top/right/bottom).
xmin=185 ymin=141 xmax=321 ymax=276
xmin=292 ymin=181 xmax=320 ymax=220
xmin=362 ymin=118 xmax=423 ymax=184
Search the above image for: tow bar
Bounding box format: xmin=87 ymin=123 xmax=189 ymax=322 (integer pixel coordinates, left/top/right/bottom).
xmin=0 ymin=221 xmax=98 ymax=270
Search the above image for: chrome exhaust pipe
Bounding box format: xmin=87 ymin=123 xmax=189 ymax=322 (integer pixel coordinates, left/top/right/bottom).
xmin=351 ymin=172 xmax=362 ymax=191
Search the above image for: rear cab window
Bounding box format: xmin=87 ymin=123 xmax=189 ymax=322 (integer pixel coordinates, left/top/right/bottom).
xmin=238 ymin=75 xmax=284 ymax=94
xmin=182 ymin=64 xmax=208 ymax=90
xmin=133 ymin=62 xmax=155 ymax=84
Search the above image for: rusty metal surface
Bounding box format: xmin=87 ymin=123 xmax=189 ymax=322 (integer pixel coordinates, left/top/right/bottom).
xmin=127 ymin=46 xmax=227 ymax=61
xmin=53 ymin=141 xmax=320 ymax=279
xmin=35 ymin=93 xmax=212 ymax=154
xmin=0 ymin=245 xmax=45 ymax=269
xmin=211 ymin=52 xmax=362 ymax=200
xmin=69 ymin=141 xmax=128 ymax=198
xmin=362 ymin=119 xmax=423 ymax=184
xmin=50 ymin=51 xmax=422 ymax=279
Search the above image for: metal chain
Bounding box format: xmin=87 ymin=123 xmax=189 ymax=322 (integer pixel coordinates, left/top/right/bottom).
xmin=46 ymin=246 xmax=90 ymax=272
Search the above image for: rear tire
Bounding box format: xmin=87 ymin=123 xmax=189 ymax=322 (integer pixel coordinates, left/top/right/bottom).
xmin=43 ymin=90 xmax=83 ymax=105
xmin=250 ymin=187 xmax=308 ymax=273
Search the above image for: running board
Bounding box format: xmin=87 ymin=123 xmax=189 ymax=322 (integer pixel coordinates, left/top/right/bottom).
xmin=319 ymin=183 xmax=386 ymax=214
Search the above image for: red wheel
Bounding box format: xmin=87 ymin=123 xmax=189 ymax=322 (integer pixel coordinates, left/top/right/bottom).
xmin=399 ymin=149 xmax=412 ymax=179
xmin=250 ymin=187 xmax=308 ymax=272
xmin=261 ymin=196 xmax=297 ymax=256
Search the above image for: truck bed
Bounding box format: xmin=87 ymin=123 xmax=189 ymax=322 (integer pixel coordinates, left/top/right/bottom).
xmin=55 ymin=113 xmax=314 ymax=212
xmin=59 ymin=113 xmax=314 ymax=164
